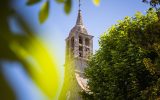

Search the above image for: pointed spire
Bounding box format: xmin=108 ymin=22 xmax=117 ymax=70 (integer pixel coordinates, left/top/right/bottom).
xmin=76 ymin=10 xmax=83 ymax=25
xmin=76 ymin=0 xmax=83 ymax=25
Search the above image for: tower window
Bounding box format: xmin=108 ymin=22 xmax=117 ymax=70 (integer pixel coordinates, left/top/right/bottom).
xmin=79 ymin=36 xmax=82 ymax=44
xmin=85 ymin=47 xmax=90 ymax=58
xmin=85 ymin=38 xmax=89 ymax=46
xmin=79 ymin=52 xmax=83 ymax=57
xmin=85 ymin=48 xmax=89 ymax=51
xmin=79 ymin=46 xmax=83 ymax=51
xmin=79 ymin=46 xmax=83 ymax=57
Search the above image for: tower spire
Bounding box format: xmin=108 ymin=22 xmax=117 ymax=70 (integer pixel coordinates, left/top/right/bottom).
xmin=76 ymin=0 xmax=83 ymax=25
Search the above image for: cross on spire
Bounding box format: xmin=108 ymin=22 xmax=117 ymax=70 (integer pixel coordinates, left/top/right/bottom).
xmin=79 ymin=0 xmax=81 ymax=11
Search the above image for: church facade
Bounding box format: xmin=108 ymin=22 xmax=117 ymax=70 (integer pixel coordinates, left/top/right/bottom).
xmin=59 ymin=9 xmax=93 ymax=100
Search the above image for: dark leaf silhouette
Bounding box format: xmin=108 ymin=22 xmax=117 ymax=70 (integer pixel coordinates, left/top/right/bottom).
xmin=39 ymin=1 xmax=49 ymax=24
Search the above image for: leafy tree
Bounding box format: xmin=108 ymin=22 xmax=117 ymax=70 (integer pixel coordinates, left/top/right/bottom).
xmin=142 ymin=0 xmax=160 ymax=18
xmin=82 ymin=9 xmax=160 ymax=100
xmin=127 ymin=9 xmax=160 ymax=71
xmin=127 ymin=9 xmax=160 ymax=99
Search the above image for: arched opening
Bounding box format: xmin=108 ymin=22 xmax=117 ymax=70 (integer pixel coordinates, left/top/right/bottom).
xmin=85 ymin=47 xmax=90 ymax=58
xmin=79 ymin=46 xmax=83 ymax=57
xmin=85 ymin=38 xmax=89 ymax=46
xmin=79 ymin=36 xmax=82 ymax=44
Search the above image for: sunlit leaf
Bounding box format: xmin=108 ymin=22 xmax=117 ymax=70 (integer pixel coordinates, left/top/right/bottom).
xmin=64 ymin=0 xmax=72 ymax=14
xmin=39 ymin=1 xmax=49 ymax=24
xmin=26 ymin=0 xmax=41 ymax=5
xmin=92 ymin=0 xmax=100 ymax=6
xmin=10 ymin=38 xmax=61 ymax=98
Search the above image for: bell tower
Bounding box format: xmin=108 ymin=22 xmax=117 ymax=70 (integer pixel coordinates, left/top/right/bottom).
xmin=66 ymin=9 xmax=93 ymax=73
xmin=59 ymin=0 xmax=93 ymax=99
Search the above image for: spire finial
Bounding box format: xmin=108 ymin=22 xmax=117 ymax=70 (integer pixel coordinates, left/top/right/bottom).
xmin=79 ymin=0 xmax=81 ymax=11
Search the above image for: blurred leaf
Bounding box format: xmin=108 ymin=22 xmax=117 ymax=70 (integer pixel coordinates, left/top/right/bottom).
xmin=10 ymin=37 xmax=60 ymax=98
xmin=26 ymin=0 xmax=41 ymax=5
xmin=39 ymin=1 xmax=49 ymax=24
xmin=64 ymin=0 xmax=72 ymax=14
xmin=56 ymin=0 xmax=65 ymax=3
xmin=92 ymin=0 xmax=100 ymax=6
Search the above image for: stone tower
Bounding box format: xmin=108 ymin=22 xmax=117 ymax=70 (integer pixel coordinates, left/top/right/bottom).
xmin=59 ymin=6 xmax=93 ymax=100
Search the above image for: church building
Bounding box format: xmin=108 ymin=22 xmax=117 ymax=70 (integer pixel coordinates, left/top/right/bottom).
xmin=59 ymin=2 xmax=93 ymax=99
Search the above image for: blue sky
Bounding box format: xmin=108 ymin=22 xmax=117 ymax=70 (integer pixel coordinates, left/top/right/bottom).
xmin=3 ymin=0 xmax=150 ymax=100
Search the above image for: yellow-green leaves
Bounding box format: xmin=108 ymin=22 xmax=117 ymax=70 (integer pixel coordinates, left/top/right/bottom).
xmin=39 ymin=1 xmax=49 ymax=24
xmin=64 ymin=0 xmax=72 ymax=14
xmin=27 ymin=0 xmax=41 ymax=5
xmin=10 ymin=37 xmax=61 ymax=98
xmin=56 ymin=0 xmax=65 ymax=3
xmin=26 ymin=0 xmax=102 ymax=24
xmin=92 ymin=0 xmax=100 ymax=6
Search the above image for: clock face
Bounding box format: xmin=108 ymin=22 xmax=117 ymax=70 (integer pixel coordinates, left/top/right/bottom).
xmin=66 ymin=91 xmax=71 ymax=100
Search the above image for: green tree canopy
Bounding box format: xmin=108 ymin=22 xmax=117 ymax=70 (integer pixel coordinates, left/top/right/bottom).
xmin=82 ymin=9 xmax=160 ymax=100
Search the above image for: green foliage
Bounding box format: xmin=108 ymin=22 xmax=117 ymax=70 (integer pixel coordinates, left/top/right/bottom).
xmin=26 ymin=0 xmax=41 ymax=5
xmin=64 ymin=0 xmax=72 ymax=14
xmin=142 ymin=0 xmax=160 ymax=9
xmin=82 ymin=9 xmax=160 ymax=99
xmin=0 ymin=0 xmax=61 ymax=99
xmin=128 ymin=9 xmax=159 ymax=50
xmin=0 ymin=0 xmax=101 ymax=99
xmin=128 ymin=9 xmax=160 ymax=99
xmin=56 ymin=0 xmax=65 ymax=3
xmin=142 ymin=0 xmax=160 ymax=19
xmin=26 ymin=0 xmax=100 ymax=23
xmin=128 ymin=9 xmax=160 ymax=76
xmin=39 ymin=1 xmax=49 ymax=24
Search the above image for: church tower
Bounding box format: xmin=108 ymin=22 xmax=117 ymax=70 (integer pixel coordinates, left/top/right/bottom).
xmin=59 ymin=1 xmax=93 ymax=99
